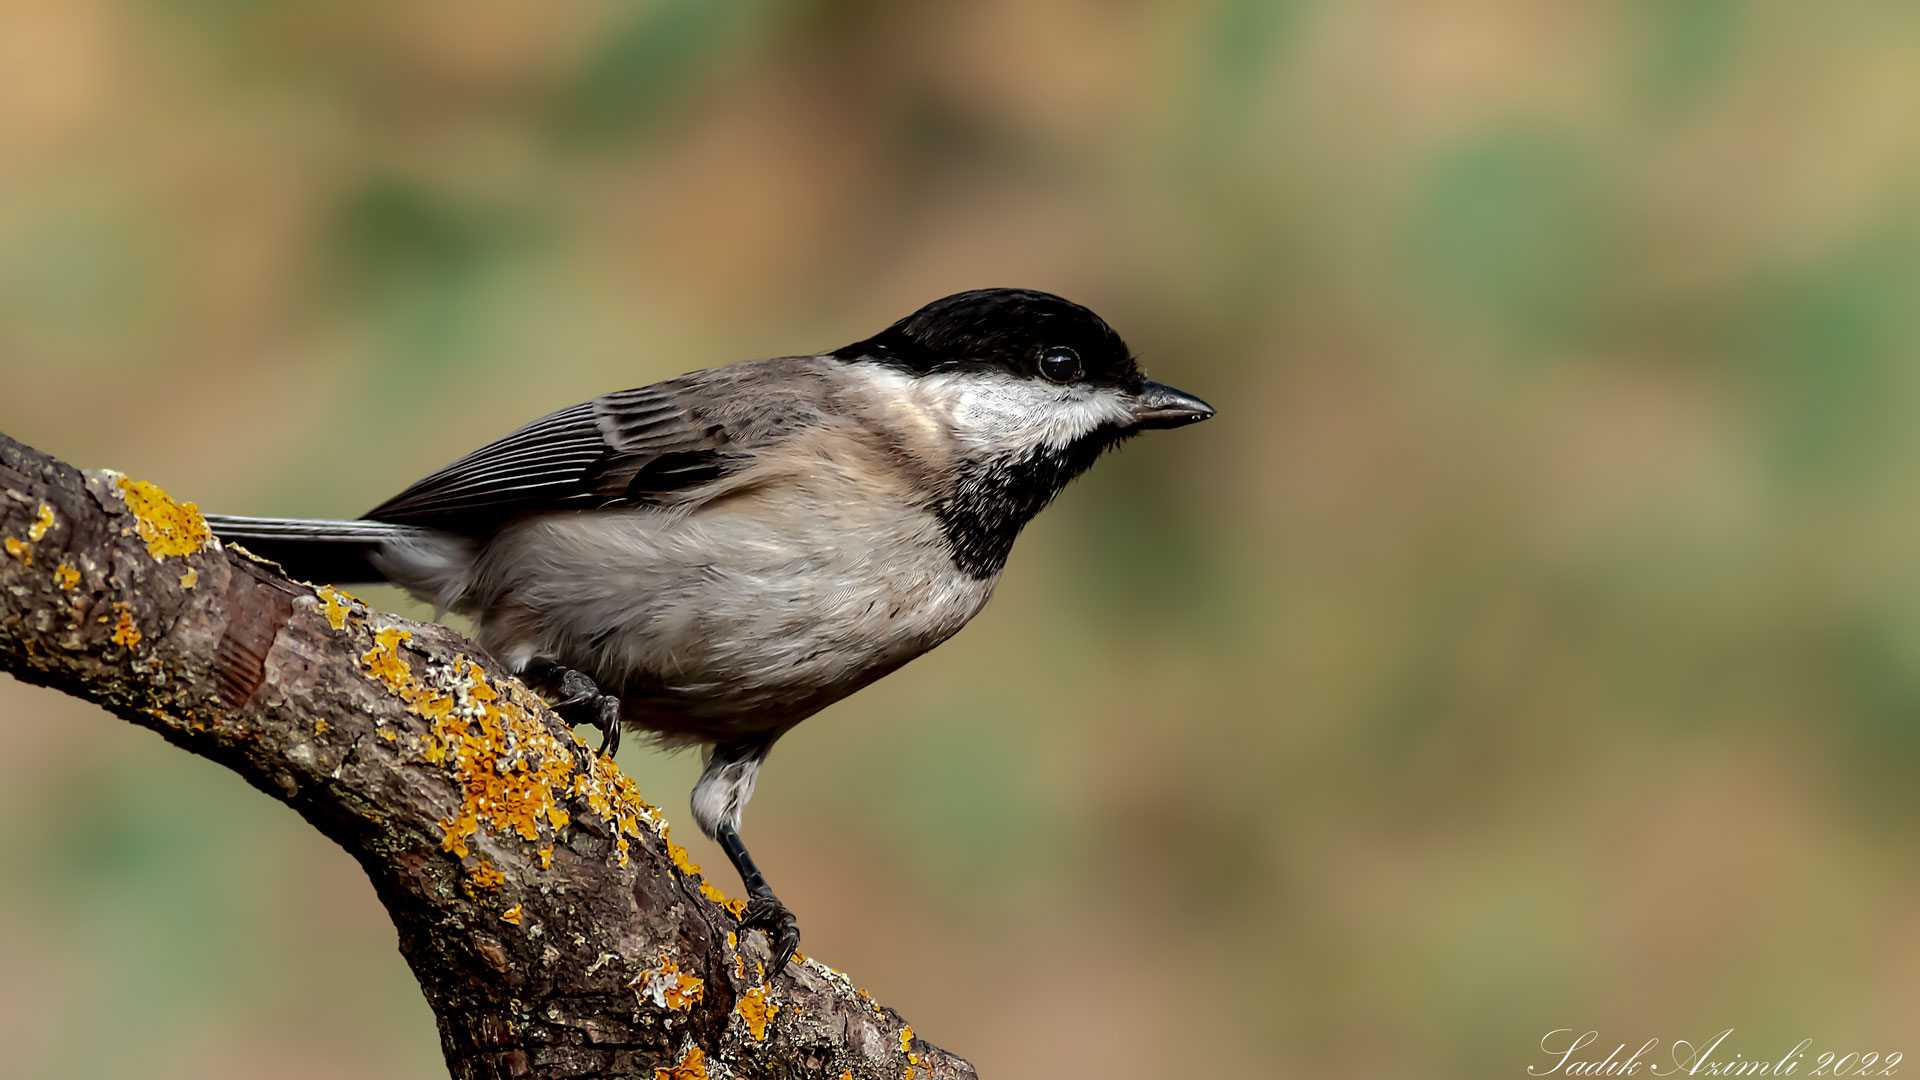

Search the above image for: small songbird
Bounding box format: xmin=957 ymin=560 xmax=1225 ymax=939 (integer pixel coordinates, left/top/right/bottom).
xmin=205 ymin=288 xmax=1213 ymax=974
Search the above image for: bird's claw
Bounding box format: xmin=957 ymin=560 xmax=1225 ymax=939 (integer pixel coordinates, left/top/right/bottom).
xmin=525 ymin=660 xmax=623 ymax=757
xmin=740 ymin=893 xmax=801 ymax=979
xmin=589 ymin=693 xmax=621 ymax=758
xmin=551 ymin=668 xmax=596 ymax=705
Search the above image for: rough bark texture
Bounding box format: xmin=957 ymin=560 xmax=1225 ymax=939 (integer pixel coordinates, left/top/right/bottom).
xmin=0 ymin=432 xmax=973 ymax=1080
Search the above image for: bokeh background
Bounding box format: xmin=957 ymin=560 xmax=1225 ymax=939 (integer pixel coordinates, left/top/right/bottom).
xmin=4 ymin=2 xmax=1920 ymax=1077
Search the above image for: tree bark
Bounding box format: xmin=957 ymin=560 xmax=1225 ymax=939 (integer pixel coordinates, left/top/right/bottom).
xmin=0 ymin=432 xmax=973 ymax=1080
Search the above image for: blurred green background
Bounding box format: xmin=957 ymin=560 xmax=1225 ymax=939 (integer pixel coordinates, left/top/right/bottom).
xmin=4 ymin=2 xmax=1920 ymax=1077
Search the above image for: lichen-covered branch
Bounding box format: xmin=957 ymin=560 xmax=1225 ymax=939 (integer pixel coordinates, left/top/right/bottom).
xmin=0 ymin=432 xmax=972 ymax=1080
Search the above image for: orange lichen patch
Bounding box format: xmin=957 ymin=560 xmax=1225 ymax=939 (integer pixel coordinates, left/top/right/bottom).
xmin=3 ymin=537 xmax=28 ymax=564
xmin=569 ymin=746 xmax=661 ymax=867
xmin=630 ymin=955 xmax=704 ymax=1011
xmin=28 ymin=503 xmax=54 ymax=541
xmin=55 ymin=563 xmax=80 ymax=589
xmin=468 ymin=859 xmax=506 ymax=891
xmin=735 ymin=985 xmax=778 ymax=1041
xmin=355 ymin=632 xmax=664 ymax=878
xmin=501 ymin=904 xmax=523 ymax=925
xmin=317 ymin=585 xmax=353 ymax=630
xmin=179 ymin=568 xmax=199 ymax=589
xmin=114 ymin=476 xmax=212 ymax=560
xmin=667 ymin=835 xmax=699 ymax=876
xmin=314 ymin=719 xmax=330 ymax=736
xmin=110 ymin=603 xmax=141 ymax=647
xmin=537 ymin=846 xmax=553 ymax=870
xmin=362 ymin=627 xmax=414 ymax=688
xmin=900 ymin=1024 xmax=921 ymax=1074
xmin=663 ymin=829 xmax=744 ymax=913
xmin=425 ymin=662 xmax=578 ymax=860
xmin=654 ymin=1046 xmax=709 ymax=1080
xmin=838 ymin=1073 xmax=854 ymax=1080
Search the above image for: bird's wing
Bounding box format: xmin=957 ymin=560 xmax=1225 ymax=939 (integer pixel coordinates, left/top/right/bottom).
xmin=363 ymin=359 xmax=830 ymax=532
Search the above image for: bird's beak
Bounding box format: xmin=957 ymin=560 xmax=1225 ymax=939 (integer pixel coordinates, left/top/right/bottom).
xmin=1128 ymin=381 xmax=1216 ymax=429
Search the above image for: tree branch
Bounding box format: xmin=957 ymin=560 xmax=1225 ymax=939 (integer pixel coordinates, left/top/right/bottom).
xmin=0 ymin=431 xmax=972 ymax=1080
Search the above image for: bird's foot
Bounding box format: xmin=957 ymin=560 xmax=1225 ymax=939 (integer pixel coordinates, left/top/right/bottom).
xmin=739 ymin=890 xmax=801 ymax=980
xmin=522 ymin=658 xmax=622 ymax=757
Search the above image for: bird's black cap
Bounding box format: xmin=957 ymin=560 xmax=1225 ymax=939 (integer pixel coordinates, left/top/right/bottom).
xmin=832 ymin=287 xmax=1144 ymax=390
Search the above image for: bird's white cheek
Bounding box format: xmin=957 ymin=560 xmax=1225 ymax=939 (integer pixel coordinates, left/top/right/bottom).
xmin=1036 ymin=389 xmax=1136 ymax=448
xmin=923 ymin=374 xmax=1132 ymax=453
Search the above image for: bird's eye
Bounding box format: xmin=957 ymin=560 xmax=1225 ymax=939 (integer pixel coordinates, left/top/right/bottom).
xmin=1038 ymin=347 xmax=1082 ymax=383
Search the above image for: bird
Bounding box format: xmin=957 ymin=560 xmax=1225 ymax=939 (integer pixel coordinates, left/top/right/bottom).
xmin=203 ymin=287 xmax=1213 ymax=975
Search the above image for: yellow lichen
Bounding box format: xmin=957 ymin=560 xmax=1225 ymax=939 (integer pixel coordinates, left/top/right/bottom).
xmin=114 ymin=476 xmax=211 ymax=560
xmin=654 ymin=1046 xmax=709 ymax=1080
xmin=736 ymin=985 xmax=778 ymax=1041
xmin=361 ymin=627 xmax=414 ymax=688
xmin=55 ymin=563 xmax=80 ymax=589
xmin=567 ymin=741 xmax=660 ymax=867
xmin=665 ymin=829 xmax=745 ymax=914
xmin=838 ymin=1073 xmax=854 ymax=1080
xmin=179 ymin=568 xmax=198 ymax=589
xmin=631 ymin=955 xmax=703 ymax=1011
xmin=318 ymin=585 xmax=352 ymax=630
xmin=468 ymin=859 xmax=506 ymax=890
xmin=110 ymin=603 xmax=140 ymax=647
xmin=501 ymin=904 xmax=523 ymax=925
xmin=900 ymin=1024 xmax=921 ymax=1073
xmin=4 ymin=537 xmax=28 ymax=564
xmin=354 ymin=630 xmax=663 ymax=883
xmin=667 ymin=835 xmax=699 ymax=876
xmin=315 ymin=719 xmax=330 ymax=736
xmin=422 ymin=662 xmax=580 ymax=859
xmin=537 ymin=846 xmax=553 ymax=870
xmin=28 ymin=503 xmax=54 ymax=541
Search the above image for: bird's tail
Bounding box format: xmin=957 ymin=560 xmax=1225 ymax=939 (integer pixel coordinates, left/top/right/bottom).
xmin=202 ymin=515 xmax=425 ymax=586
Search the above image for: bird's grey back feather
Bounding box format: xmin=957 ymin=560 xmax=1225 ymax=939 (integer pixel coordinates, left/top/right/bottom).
xmin=363 ymin=357 xmax=836 ymax=533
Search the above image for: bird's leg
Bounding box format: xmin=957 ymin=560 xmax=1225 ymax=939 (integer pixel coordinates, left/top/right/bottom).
xmin=716 ymin=822 xmax=801 ymax=978
xmin=693 ymin=737 xmax=799 ymax=977
xmin=519 ymin=657 xmax=623 ymax=757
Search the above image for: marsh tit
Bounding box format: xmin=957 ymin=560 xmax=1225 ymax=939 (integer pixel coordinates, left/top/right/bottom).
xmin=206 ymin=287 xmax=1214 ymax=975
